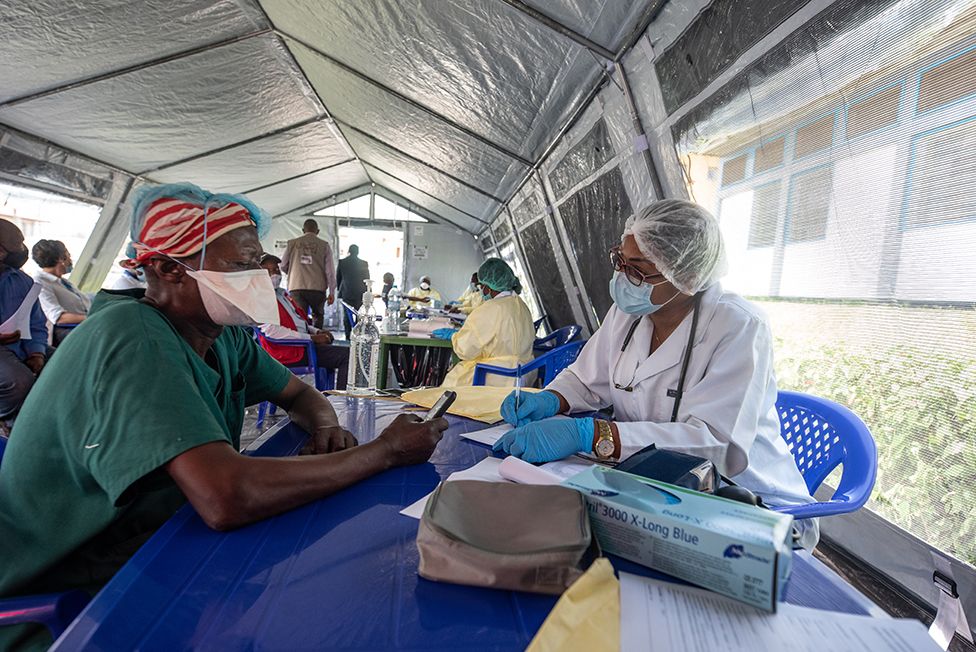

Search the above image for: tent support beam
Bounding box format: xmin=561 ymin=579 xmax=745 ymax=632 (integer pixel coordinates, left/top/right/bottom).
xmin=138 ymin=115 xmax=328 ymax=175
xmin=613 ymin=0 xmax=667 ymax=61
xmin=615 ymin=61 xmax=664 ymax=199
xmin=337 ymin=121 xmax=507 ymax=204
xmin=362 ymin=163 xmax=489 ymax=225
xmin=276 ymin=30 xmax=534 ymax=168
xmin=495 ymin=0 xmax=615 ymax=61
xmin=240 ymin=158 xmax=357 ymax=194
xmin=0 ymin=29 xmax=273 ymax=110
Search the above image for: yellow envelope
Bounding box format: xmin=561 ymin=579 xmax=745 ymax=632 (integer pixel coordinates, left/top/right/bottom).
xmin=527 ymin=558 xmax=619 ymax=652
xmin=400 ymin=386 xmax=541 ymax=423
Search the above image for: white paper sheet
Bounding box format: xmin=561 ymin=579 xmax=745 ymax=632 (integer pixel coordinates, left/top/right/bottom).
xmin=459 ymin=415 xmax=572 ymax=447
xmin=619 ymin=572 xmax=941 ymax=652
xmin=0 ymin=283 xmax=41 ymax=338
xmin=399 ymin=457 xmax=507 ymax=519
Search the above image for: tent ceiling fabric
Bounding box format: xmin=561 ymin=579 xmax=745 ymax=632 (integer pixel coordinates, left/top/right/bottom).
xmin=151 ymin=119 xmax=353 ymax=193
xmin=0 ymin=0 xmax=656 ymax=234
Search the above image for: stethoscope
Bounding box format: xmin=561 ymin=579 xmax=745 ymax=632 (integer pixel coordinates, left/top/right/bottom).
xmin=611 ymin=293 xmax=702 ymax=423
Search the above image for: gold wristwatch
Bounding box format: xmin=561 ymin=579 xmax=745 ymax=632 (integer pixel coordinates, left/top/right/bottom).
xmin=594 ymin=419 xmax=615 ymax=459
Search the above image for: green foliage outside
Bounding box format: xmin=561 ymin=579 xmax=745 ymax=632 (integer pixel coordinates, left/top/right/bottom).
xmin=772 ymin=335 xmax=976 ymax=566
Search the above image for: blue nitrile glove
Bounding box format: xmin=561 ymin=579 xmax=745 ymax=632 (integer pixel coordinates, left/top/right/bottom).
xmin=431 ymin=327 xmax=459 ymax=340
xmin=492 ymin=417 xmax=594 ymax=463
xmin=500 ymin=390 xmax=561 ymax=426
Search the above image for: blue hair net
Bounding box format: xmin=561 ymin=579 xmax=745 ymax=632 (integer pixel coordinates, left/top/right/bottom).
xmin=129 ymin=182 xmax=271 ymax=242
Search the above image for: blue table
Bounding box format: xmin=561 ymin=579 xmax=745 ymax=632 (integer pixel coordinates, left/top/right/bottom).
xmin=53 ymin=398 xmax=884 ymax=650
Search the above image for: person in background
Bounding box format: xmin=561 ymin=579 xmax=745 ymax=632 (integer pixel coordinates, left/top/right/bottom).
xmin=109 ymin=243 xmax=147 ymax=290
xmin=280 ymin=219 xmax=335 ymax=330
xmin=493 ymin=199 xmax=818 ymax=549
xmin=0 ymin=219 xmax=47 ymax=435
xmin=380 ymin=272 xmax=395 ymax=307
xmin=258 ymin=253 xmax=350 ymax=390
xmin=32 ymin=239 xmax=90 ymax=346
xmin=405 ymin=275 xmax=442 ymax=309
xmin=0 ymin=183 xmax=447 ymax=651
xmin=447 ymin=272 xmax=484 ymax=315
xmin=436 ymin=259 xmax=534 ymax=387
xmin=335 ymin=244 xmax=370 ymax=340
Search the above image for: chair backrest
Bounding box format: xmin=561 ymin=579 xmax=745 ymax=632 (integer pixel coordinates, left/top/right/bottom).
xmin=532 ymin=315 xmax=548 ymax=333
xmin=341 ymin=301 xmax=358 ymax=328
xmin=534 ymin=324 xmax=582 ymax=350
xmin=539 ymin=340 xmax=585 ymax=385
xmin=775 ymin=390 xmax=877 ymax=503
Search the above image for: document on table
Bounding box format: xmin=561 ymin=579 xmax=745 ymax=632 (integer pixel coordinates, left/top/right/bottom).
xmin=459 ymin=415 xmax=572 ymax=446
xmin=0 ymin=283 xmax=41 ymax=338
xmin=619 ymin=572 xmax=941 ymax=652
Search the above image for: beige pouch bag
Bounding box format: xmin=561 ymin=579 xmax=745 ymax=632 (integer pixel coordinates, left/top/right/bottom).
xmin=417 ymin=480 xmax=597 ymax=595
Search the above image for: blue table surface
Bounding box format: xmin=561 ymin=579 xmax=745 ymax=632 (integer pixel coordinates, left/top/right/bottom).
xmin=53 ymin=397 xmax=883 ymax=651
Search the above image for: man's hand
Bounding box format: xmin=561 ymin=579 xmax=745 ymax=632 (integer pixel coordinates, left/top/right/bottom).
xmin=327 ymin=294 xmax=335 ymax=306
xmin=24 ymin=353 xmax=45 ymax=375
xmin=301 ymin=424 xmax=358 ymax=455
xmin=311 ymin=332 xmax=334 ymax=346
xmin=377 ymin=414 xmax=448 ymax=466
xmin=0 ymin=330 xmax=21 ymax=345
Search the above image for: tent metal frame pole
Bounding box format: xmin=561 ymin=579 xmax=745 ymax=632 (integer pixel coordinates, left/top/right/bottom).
xmin=276 ymin=29 xmax=534 ymax=168
xmin=336 ymin=121 xmax=507 ymax=204
xmin=613 ymin=0 xmax=668 ymax=62
xmin=239 ymin=157 xmax=357 ymax=194
xmin=361 ymin=163 xmax=489 ymax=226
xmin=495 ymin=0 xmax=615 ymax=60
xmin=139 ymin=115 xmax=328 ymax=175
xmin=0 ymin=29 xmax=274 ymax=110
xmin=614 ymin=61 xmax=664 ymax=200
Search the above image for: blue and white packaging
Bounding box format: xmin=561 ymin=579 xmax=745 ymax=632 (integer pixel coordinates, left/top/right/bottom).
xmin=562 ymin=466 xmax=794 ymax=612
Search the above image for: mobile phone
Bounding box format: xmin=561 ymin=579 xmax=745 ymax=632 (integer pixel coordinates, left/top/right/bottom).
xmin=424 ymin=390 xmax=457 ymax=421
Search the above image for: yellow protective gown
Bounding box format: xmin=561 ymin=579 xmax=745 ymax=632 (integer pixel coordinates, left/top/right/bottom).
xmin=454 ymin=285 xmax=485 ymax=314
xmin=441 ymin=293 xmax=535 ymax=387
xmin=406 ymin=286 xmax=442 ymax=308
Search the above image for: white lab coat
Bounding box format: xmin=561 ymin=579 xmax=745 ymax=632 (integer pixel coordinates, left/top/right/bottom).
xmin=547 ymin=283 xmax=818 ymax=548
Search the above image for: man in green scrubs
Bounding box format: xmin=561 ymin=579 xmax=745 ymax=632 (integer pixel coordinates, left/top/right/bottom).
xmin=0 ymin=184 xmax=447 ymax=650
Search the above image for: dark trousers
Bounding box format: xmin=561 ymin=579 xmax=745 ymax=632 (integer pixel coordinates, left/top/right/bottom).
xmin=0 ymin=348 xmax=36 ymax=423
xmin=290 ymin=290 xmax=326 ymax=329
xmin=315 ymin=342 xmax=350 ymax=390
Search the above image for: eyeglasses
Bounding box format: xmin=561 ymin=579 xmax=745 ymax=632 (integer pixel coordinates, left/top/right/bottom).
xmin=609 ymin=246 xmax=665 ymax=287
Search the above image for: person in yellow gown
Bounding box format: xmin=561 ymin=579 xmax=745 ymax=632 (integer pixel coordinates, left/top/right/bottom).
xmin=448 ymin=272 xmax=485 ymax=315
xmin=439 ymin=258 xmax=536 ymax=387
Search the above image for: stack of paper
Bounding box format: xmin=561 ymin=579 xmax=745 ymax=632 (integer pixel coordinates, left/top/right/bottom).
xmin=407 ymin=317 xmax=456 ymax=337
xmin=619 ymin=572 xmax=941 ymax=652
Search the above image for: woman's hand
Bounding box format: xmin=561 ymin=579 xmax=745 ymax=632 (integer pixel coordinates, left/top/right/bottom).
xmin=500 ymin=390 xmax=561 ymax=426
xmin=492 ymin=417 xmax=594 ymax=463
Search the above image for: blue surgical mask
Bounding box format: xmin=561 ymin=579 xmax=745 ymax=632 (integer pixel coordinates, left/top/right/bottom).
xmin=609 ymin=271 xmax=680 ymax=315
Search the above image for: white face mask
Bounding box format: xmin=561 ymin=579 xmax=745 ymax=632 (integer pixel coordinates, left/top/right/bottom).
xmin=270 ymin=273 xmax=282 ymax=289
xmin=420 ymin=282 xmax=430 ymax=290
xmin=186 ymin=269 xmax=280 ymax=326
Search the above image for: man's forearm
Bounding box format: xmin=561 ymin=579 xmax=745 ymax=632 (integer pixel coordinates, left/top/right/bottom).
xmin=284 ymin=381 xmax=340 ymax=433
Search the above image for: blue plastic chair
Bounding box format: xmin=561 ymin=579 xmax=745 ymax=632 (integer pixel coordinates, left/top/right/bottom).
xmin=533 ymin=324 xmax=582 ymax=352
xmin=472 ymin=340 xmax=585 ymax=387
xmin=341 ymin=301 xmax=358 ymax=330
xmin=254 ymin=330 xmax=336 ymax=428
xmin=0 ymin=436 xmax=92 ymax=637
xmin=532 ymin=315 xmax=547 ymax=334
xmin=769 ymin=390 xmax=877 ymax=519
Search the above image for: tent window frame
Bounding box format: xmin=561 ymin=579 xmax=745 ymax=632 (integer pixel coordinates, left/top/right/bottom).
xmin=916 ymin=43 xmax=976 ymax=116
xmin=794 ymin=111 xmax=837 ymax=160
xmin=785 ymin=163 xmax=833 ymax=244
xmin=753 ymin=136 xmax=786 ymax=174
xmin=748 ymin=180 xmax=782 ymax=249
xmin=721 ymin=153 xmax=749 ymax=187
xmin=844 ymin=82 xmax=904 ymax=141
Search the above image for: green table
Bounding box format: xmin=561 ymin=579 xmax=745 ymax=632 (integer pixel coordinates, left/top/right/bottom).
xmin=377 ymin=334 xmax=459 ymax=389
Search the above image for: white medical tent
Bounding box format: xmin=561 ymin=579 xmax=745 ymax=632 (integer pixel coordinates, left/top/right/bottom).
xmin=1 ymin=0 xmax=974 ymax=645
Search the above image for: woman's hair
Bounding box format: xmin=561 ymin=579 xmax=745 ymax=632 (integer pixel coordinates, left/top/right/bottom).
xmin=32 ymin=239 xmax=68 ymax=268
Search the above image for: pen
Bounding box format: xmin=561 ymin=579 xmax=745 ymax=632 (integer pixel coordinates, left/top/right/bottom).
xmin=515 ymin=364 xmax=522 ymax=416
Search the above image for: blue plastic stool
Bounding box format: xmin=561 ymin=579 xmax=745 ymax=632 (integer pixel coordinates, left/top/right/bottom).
xmin=769 ymin=390 xmax=878 ymax=519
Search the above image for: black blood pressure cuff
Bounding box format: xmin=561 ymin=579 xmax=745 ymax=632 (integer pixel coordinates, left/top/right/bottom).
xmin=615 ymin=444 xmax=719 ymax=494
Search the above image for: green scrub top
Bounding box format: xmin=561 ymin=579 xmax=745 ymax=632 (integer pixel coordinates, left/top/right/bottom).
xmin=0 ymin=290 xmax=291 ymax=650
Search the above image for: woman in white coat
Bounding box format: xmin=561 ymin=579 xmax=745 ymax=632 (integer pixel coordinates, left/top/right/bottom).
xmin=493 ymin=199 xmax=818 ymax=547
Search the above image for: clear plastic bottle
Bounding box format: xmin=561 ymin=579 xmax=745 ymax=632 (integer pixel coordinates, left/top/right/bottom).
xmin=347 ymin=281 xmax=380 ymax=394
xmin=385 ymin=285 xmax=401 ymax=332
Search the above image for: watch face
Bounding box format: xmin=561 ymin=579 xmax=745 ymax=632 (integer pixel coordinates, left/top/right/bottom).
xmin=596 ymin=437 xmax=615 ymax=458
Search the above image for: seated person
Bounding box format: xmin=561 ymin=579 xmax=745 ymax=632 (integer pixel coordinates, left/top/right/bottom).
xmin=380 ymin=272 xmax=395 ymax=307
xmin=405 ymin=275 xmax=442 ymax=309
xmin=32 ymin=239 xmax=90 ymax=345
xmin=108 ymin=243 xmax=147 ymax=290
xmin=439 ymin=258 xmax=535 ymax=387
xmin=0 ymin=219 xmax=47 ymax=434
xmin=257 ymin=253 xmax=350 ymax=390
xmin=447 ymin=272 xmax=484 ymax=315
xmin=0 ymin=183 xmax=447 ymax=651
xmin=493 ymin=200 xmax=818 ymax=548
